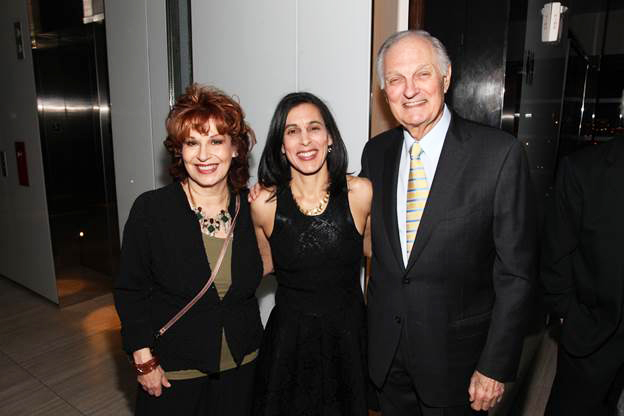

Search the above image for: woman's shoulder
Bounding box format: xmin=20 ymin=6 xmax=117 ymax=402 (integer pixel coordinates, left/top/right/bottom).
xmin=249 ymin=185 xmax=277 ymax=225
xmin=345 ymin=175 xmax=372 ymax=212
xmin=250 ymin=186 xmax=277 ymax=208
xmin=346 ymin=175 xmax=372 ymax=195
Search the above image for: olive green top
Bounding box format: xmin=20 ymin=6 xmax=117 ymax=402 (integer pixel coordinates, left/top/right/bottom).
xmin=165 ymin=234 xmax=257 ymax=380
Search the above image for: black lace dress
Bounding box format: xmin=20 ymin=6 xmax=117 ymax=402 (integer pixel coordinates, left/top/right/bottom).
xmin=253 ymin=187 xmax=370 ymax=416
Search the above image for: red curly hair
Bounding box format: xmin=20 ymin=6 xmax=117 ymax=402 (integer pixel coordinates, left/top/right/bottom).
xmin=164 ymin=84 xmax=255 ymax=192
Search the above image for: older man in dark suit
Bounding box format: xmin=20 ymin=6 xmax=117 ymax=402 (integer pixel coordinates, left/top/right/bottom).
xmin=541 ymin=135 xmax=624 ymax=415
xmin=360 ymin=30 xmax=536 ymax=415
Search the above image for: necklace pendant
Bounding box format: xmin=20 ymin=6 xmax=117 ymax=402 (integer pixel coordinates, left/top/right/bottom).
xmin=186 ymin=181 xmax=232 ymax=236
xmin=193 ymin=206 xmax=232 ymax=236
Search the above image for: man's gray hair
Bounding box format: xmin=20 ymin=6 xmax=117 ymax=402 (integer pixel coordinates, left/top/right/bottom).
xmin=376 ymin=30 xmax=451 ymax=90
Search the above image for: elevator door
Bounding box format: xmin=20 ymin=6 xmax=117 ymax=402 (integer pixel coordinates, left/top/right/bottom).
xmin=33 ymin=23 xmax=119 ymax=306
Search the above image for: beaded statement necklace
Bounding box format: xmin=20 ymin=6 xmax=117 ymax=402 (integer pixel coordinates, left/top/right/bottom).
xmin=293 ymin=190 xmax=330 ymax=216
xmin=186 ymin=181 xmax=232 ymax=237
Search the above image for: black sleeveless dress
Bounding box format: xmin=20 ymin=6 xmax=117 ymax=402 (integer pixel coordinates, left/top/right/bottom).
xmin=253 ymin=187 xmax=370 ymax=416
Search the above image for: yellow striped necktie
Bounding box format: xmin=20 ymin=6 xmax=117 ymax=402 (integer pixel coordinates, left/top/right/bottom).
xmin=406 ymin=141 xmax=429 ymax=256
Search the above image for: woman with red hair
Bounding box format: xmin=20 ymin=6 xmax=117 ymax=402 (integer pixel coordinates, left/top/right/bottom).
xmin=115 ymin=84 xmax=264 ymax=415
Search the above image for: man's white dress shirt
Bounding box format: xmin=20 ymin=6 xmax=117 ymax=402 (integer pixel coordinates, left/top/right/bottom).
xmin=396 ymin=105 xmax=451 ymax=266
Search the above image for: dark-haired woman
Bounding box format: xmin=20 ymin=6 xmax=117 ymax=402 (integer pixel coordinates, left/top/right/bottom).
xmin=114 ymin=84 xmax=264 ymax=415
xmin=251 ymin=92 xmax=374 ymax=415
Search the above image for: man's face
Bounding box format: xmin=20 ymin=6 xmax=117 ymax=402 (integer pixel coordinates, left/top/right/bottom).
xmin=383 ymin=35 xmax=451 ymax=139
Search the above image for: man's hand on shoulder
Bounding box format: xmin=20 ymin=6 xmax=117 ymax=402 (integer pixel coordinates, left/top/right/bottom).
xmin=468 ymin=370 xmax=505 ymax=411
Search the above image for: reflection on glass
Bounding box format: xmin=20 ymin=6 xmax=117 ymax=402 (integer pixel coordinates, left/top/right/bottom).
xmin=166 ymin=0 xmax=193 ymax=107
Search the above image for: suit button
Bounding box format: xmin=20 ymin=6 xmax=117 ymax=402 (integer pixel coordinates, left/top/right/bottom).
xmin=402 ymin=277 xmax=410 ymax=284
xmin=394 ymin=316 xmax=401 ymax=324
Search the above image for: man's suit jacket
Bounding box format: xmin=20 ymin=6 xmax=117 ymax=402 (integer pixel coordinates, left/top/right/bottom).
xmin=360 ymin=113 xmax=536 ymax=407
xmin=541 ymin=138 xmax=624 ymax=357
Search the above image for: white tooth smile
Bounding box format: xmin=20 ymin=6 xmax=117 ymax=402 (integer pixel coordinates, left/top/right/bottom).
xmin=404 ymin=100 xmax=426 ymax=107
xmin=298 ymin=151 xmax=316 ymax=158
xmin=196 ymin=164 xmax=217 ymax=173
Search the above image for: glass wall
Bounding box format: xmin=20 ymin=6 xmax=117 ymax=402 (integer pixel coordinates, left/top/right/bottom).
xmin=504 ymin=0 xmax=624 ymax=216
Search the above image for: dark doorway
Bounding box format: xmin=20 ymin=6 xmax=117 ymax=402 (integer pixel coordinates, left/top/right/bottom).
xmin=29 ymin=0 xmax=119 ymax=306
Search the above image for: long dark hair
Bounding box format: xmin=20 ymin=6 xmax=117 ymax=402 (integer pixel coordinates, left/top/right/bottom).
xmin=258 ymin=92 xmax=348 ymax=198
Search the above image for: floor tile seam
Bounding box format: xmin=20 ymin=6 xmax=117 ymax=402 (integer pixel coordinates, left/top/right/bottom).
xmin=0 ymin=348 xmax=87 ymax=415
xmin=0 ymin=304 xmax=118 ymax=339
xmin=0 ymin=317 xmax=119 ymax=336
xmin=0 ymin=306 xmax=54 ymax=323
xmin=60 ymin=292 xmax=115 ymax=311
xmin=10 ymin=324 xmax=120 ymax=367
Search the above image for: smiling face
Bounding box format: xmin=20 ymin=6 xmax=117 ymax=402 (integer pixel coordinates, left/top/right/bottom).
xmin=182 ymin=118 xmax=237 ymax=189
xmin=281 ymin=103 xmax=333 ymax=176
xmin=383 ymin=35 xmax=451 ymax=139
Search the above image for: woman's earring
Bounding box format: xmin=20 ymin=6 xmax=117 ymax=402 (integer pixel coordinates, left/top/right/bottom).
xmin=328 ymin=144 xmax=333 ymax=153
xmin=232 ymin=152 xmax=238 ymax=158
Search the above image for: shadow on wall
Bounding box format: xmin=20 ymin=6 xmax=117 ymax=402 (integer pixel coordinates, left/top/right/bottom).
xmin=371 ymin=88 xmax=399 ymax=138
xmin=156 ymin=144 xmax=172 ymax=187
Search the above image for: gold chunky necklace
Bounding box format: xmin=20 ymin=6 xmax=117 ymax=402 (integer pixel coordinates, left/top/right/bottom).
xmin=294 ymin=190 xmax=330 ymax=216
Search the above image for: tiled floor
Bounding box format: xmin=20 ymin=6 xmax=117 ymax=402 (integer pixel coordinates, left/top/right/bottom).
xmin=0 ymin=277 xmax=135 ymax=415
xmin=56 ymin=265 xmax=113 ymax=308
xmin=0 ymin=274 xmax=569 ymax=416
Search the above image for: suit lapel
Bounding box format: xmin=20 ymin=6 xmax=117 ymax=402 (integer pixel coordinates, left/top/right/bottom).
xmin=381 ymin=128 xmax=406 ymax=273
xmin=405 ymin=115 xmax=468 ymax=273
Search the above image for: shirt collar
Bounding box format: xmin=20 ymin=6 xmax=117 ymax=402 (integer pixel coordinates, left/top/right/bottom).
xmin=402 ymin=104 xmax=451 ymax=160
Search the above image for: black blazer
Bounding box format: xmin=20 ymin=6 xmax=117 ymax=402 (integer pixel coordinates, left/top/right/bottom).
xmin=541 ymin=138 xmax=624 ymax=356
xmin=114 ymin=182 xmax=263 ymax=373
xmin=361 ymin=113 xmax=536 ymax=406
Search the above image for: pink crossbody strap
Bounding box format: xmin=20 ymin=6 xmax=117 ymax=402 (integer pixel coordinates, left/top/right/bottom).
xmin=156 ymin=194 xmax=241 ymax=339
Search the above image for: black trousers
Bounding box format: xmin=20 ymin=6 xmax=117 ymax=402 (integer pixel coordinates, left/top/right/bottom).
xmin=546 ymin=331 xmax=624 ymax=416
xmin=135 ymin=360 xmax=255 ymax=416
xmin=378 ymin=327 xmax=485 ymax=416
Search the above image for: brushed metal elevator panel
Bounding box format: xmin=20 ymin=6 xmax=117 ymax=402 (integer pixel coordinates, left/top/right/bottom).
xmin=425 ymin=0 xmax=509 ymax=128
xmin=32 ymin=18 xmax=119 ymax=304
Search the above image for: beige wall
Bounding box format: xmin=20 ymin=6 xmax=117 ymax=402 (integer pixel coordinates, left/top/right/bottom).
xmin=192 ymin=0 xmax=372 ymax=176
xmin=105 ymin=0 xmax=170 ymax=238
xmin=191 ymin=0 xmax=373 ymax=326
xmin=369 ymin=0 xmax=409 ymax=138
